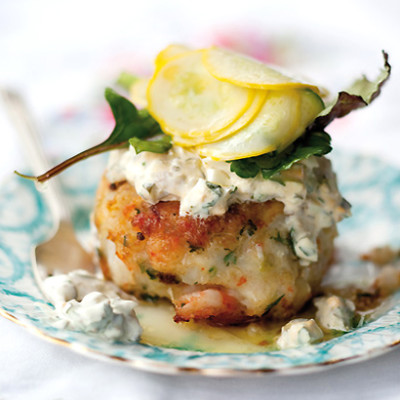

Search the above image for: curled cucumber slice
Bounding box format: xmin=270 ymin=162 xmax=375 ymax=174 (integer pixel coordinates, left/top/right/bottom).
xmin=203 ymin=47 xmax=322 ymax=94
xmin=197 ymin=89 xmax=324 ymax=161
xmin=147 ymin=50 xmax=255 ymax=138
xmin=154 ymin=44 xmax=191 ymax=68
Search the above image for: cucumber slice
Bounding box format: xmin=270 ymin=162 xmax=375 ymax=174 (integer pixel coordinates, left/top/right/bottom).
xmin=203 ymin=89 xmax=268 ymax=142
xmin=128 ymin=44 xmax=192 ymax=109
xmin=203 ymin=47 xmax=322 ymax=94
xmin=197 ymin=89 xmax=324 ymax=161
xmin=173 ymin=89 xmax=267 ymax=146
xmin=147 ymin=50 xmax=254 ymax=137
xmin=154 ymin=44 xmax=191 ymax=68
xmin=297 ymin=88 xmax=325 ymax=130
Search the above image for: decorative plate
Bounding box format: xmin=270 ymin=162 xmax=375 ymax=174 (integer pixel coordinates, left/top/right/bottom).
xmin=1 ymin=150 xmax=400 ymax=376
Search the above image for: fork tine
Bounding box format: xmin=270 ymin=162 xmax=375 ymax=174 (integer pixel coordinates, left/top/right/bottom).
xmin=1 ymin=88 xmax=95 ymax=301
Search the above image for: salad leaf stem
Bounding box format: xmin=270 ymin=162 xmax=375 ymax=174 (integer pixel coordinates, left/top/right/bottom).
xmin=19 ymin=142 xmax=128 ymax=183
xmin=17 ymin=88 xmax=163 ymax=183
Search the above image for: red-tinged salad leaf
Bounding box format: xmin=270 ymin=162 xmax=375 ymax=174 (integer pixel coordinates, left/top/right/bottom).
xmin=17 ymin=88 xmax=164 ymax=183
xmin=230 ymin=51 xmax=391 ymax=180
xmin=310 ymin=51 xmax=391 ymax=130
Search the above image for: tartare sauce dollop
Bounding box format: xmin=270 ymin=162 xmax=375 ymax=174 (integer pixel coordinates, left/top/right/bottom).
xmin=314 ymin=295 xmax=355 ymax=332
xmin=277 ymin=318 xmax=323 ymax=349
xmin=106 ymin=146 xmax=350 ymax=264
xmin=43 ymin=269 xmax=141 ymax=343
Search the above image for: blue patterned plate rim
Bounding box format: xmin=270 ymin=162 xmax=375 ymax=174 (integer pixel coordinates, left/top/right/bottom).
xmin=1 ymin=149 xmax=400 ymax=376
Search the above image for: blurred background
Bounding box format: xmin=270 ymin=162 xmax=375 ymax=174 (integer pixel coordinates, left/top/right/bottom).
xmin=0 ymin=0 xmax=399 ymax=183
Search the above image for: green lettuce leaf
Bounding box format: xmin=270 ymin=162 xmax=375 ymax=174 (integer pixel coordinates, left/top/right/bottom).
xmin=129 ymin=134 xmax=172 ymax=154
xmin=230 ymin=130 xmax=331 ymax=179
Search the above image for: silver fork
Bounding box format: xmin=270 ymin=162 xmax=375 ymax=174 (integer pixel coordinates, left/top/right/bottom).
xmin=1 ymin=89 xmax=94 ymax=299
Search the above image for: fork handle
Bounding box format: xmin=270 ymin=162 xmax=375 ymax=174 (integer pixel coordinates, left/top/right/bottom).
xmin=1 ymin=89 xmax=71 ymax=222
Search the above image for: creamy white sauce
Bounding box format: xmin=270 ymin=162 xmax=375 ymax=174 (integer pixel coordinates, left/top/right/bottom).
xmin=106 ymin=146 xmax=349 ymax=264
xmin=277 ymin=318 xmax=323 ymax=349
xmin=43 ymin=270 xmax=141 ymax=343
xmin=314 ymin=295 xmax=355 ymax=332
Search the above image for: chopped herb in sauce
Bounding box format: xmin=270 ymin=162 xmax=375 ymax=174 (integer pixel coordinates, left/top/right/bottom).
xmin=145 ymin=268 xmax=157 ymax=280
xmin=205 ymin=181 xmax=223 ymax=196
xmin=262 ymin=294 xmax=285 ymax=317
xmin=140 ymin=293 xmax=160 ymax=303
xmin=139 ymin=263 xmax=157 ymax=280
xmin=271 ymin=229 xmax=296 ymax=255
xmin=202 ymin=182 xmax=224 ymax=209
xmin=229 ymin=186 xmax=238 ymax=194
xmin=298 ymin=245 xmax=312 ymax=257
xmin=224 ymin=249 xmax=237 ymax=266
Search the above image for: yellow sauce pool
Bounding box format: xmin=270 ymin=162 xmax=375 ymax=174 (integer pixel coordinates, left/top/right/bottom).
xmin=135 ymin=300 xmax=341 ymax=353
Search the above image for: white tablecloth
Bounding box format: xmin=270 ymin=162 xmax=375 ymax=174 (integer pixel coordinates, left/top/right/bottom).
xmin=0 ymin=320 xmax=400 ymax=400
xmin=2 ymin=316 xmax=400 ymax=400
xmin=1 ymin=1 xmax=400 ymax=398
